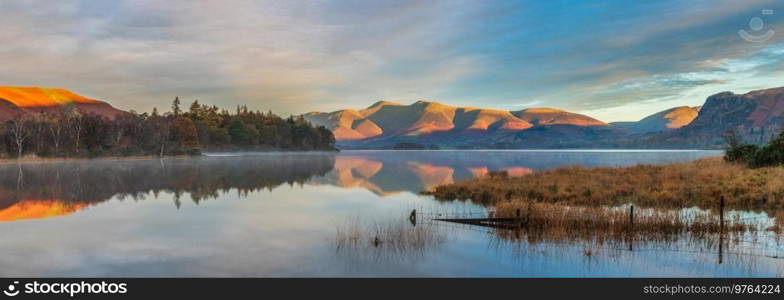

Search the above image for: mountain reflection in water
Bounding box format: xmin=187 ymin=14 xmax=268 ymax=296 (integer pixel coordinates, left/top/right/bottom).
xmin=0 ymin=154 xmax=335 ymax=221
xmin=5 ymin=150 xmax=782 ymax=277
xmin=0 ymin=150 xmax=721 ymax=222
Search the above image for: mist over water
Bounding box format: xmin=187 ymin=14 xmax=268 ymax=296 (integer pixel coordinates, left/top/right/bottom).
xmin=2 ymin=150 xmax=782 ymax=277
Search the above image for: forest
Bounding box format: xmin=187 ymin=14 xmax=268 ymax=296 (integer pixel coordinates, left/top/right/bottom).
xmin=0 ymin=98 xmax=336 ymax=158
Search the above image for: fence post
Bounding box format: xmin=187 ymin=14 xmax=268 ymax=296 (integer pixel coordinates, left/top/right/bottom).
xmin=629 ymin=204 xmax=634 ymax=251
xmin=718 ymin=196 xmax=725 ymax=264
xmin=719 ymin=196 xmax=725 ymax=232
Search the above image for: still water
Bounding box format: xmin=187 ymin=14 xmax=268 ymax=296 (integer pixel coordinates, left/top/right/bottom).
xmin=1 ymin=150 xmax=782 ymax=277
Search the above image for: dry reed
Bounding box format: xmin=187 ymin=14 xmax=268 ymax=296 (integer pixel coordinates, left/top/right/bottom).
xmin=491 ymin=202 xmax=757 ymax=245
xmin=426 ymin=157 xmax=784 ymax=212
xmin=334 ymin=215 xmax=447 ymax=255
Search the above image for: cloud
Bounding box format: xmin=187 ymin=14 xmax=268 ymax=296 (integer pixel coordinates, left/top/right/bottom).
xmin=0 ymin=0 xmax=487 ymax=114
xmin=0 ymin=0 xmax=783 ymax=120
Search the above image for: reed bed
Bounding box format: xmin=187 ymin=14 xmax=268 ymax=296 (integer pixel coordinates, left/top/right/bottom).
xmin=491 ymin=202 xmax=757 ymax=245
xmin=334 ymin=216 xmax=447 ymax=255
xmin=426 ymin=157 xmax=784 ymax=212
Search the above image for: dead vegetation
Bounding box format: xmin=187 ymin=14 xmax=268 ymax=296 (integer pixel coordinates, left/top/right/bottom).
xmin=426 ymin=157 xmax=784 ymax=212
xmin=334 ymin=215 xmax=447 ymax=255
xmin=490 ymin=202 xmax=759 ymax=245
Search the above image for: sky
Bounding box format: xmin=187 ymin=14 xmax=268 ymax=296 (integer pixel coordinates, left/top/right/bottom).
xmin=1 ymin=0 xmax=783 ymax=122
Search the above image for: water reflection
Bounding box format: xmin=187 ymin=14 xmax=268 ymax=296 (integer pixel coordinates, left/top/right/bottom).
xmin=0 ymin=150 xmax=723 ymax=222
xmin=0 ymin=199 xmax=87 ymax=222
xmin=6 ymin=149 xmax=771 ymax=277
xmin=316 ymin=150 xmax=721 ymax=195
xmin=0 ymin=154 xmax=335 ymax=221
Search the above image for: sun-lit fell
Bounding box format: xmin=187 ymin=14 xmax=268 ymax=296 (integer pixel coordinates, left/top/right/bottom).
xmin=0 ymin=86 xmax=99 ymax=107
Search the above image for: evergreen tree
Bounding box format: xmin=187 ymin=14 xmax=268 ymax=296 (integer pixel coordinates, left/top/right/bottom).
xmin=172 ymin=97 xmax=182 ymax=116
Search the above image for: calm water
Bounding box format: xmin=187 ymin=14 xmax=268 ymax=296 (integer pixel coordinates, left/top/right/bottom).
xmin=2 ymin=149 xmax=783 ymax=277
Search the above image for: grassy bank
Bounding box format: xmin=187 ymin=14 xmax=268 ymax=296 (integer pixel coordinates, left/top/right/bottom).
xmin=426 ymin=157 xmax=784 ymax=212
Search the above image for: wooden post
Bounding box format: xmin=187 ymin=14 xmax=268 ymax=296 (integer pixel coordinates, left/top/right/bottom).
xmin=719 ymin=196 xmax=725 ymax=231
xmin=629 ymin=205 xmax=634 ymax=251
xmin=718 ymin=196 xmax=725 ymax=264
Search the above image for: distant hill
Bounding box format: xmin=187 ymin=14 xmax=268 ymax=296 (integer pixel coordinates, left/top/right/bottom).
xmin=0 ymin=86 xmax=125 ymax=120
xmin=0 ymin=87 xmax=336 ymax=158
xmin=611 ymin=106 xmax=701 ymax=134
xmin=637 ymin=87 xmax=784 ymax=148
xmin=305 ymin=86 xmax=784 ymax=149
xmin=513 ymin=107 xmax=606 ymax=126
xmin=304 ymin=101 xmax=604 ymax=148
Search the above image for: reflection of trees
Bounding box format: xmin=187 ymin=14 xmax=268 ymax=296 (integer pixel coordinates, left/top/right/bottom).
xmin=0 ymin=154 xmax=335 ymax=210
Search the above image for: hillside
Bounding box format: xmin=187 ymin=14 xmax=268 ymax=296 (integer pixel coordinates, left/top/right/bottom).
xmin=0 ymin=87 xmax=125 ymax=120
xmin=0 ymin=87 xmax=336 ymax=158
xmin=305 ymin=86 xmax=784 ymax=149
xmin=305 ymin=101 xmax=605 ymax=147
xmin=611 ymin=106 xmax=700 ymax=134
xmin=637 ymin=87 xmax=784 ymax=148
xmin=513 ymin=107 xmax=606 ymax=126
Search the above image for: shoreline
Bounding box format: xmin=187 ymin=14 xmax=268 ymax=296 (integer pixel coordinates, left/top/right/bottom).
xmin=0 ymin=150 xmax=340 ymax=164
xmin=0 ymin=155 xmax=192 ymax=164
xmin=339 ymin=149 xmax=723 ymax=153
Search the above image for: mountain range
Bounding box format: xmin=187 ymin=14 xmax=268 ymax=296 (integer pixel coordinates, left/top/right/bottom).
xmin=0 ymin=86 xmax=125 ymax=121
xmin=305 ymin=86 xmax=784 ymax=149
xmin=2 ymin=85 xmax=781 ymax=149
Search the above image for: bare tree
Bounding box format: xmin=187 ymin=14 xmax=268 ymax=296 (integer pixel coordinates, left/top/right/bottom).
xmin=47 ymin=115 xmax=64 ymax=156
xmin=156 ymin=116 xmax=171 ymax=158
xmin=9 ymin=117 xmax=30 ymax=158
xmin=63 ymin=103 xmax=84 ymax=154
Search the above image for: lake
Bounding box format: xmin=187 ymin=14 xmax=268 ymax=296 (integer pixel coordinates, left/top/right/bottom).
xmin=1 ymin=149 xmax=782 ymax=277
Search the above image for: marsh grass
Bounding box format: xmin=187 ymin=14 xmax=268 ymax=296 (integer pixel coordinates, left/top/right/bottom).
xmin=426 ymin=157 xmax=784 ymax=212
xmin=491 ymin=202 xmax=766 ymax=246
xmin=334 ymin=215 xmax=447 ymax=257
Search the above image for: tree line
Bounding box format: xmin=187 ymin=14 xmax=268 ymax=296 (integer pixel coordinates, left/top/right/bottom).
xmin=724 ymin=129 xmax=784 ymax=167
xmin=1 ymin=98 xmax=335 ymax=158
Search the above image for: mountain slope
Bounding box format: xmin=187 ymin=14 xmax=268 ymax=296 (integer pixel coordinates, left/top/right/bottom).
xmin=611 ymin=106 xmax=700 ymax=134
xmin=364 ymin=101 xmax=459 ymax=136
xmin=512 ymin=107 xmax=606 ymax=126
xmin=305 ymin=101 xmax=617 ymax=146
xmin=0 ymin=87 xmax=125 ymax=120
xmin=304 ymin=109 xmax=383 ymax=140
xmin=309 ymin=86 xmax=784 ymax=149
xmin=638 ymin=87 xmax=784 ymax=147
xmin=452 ymin=107 xmax=533 ymax=133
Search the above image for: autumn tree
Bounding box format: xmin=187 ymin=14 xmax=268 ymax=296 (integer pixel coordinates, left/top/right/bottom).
xmin=169 ymin=117 xmax=200 ymax=155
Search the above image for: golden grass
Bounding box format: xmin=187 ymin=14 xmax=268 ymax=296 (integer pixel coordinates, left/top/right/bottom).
xmin=426 ymin=157 xmax=784 ymax=212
